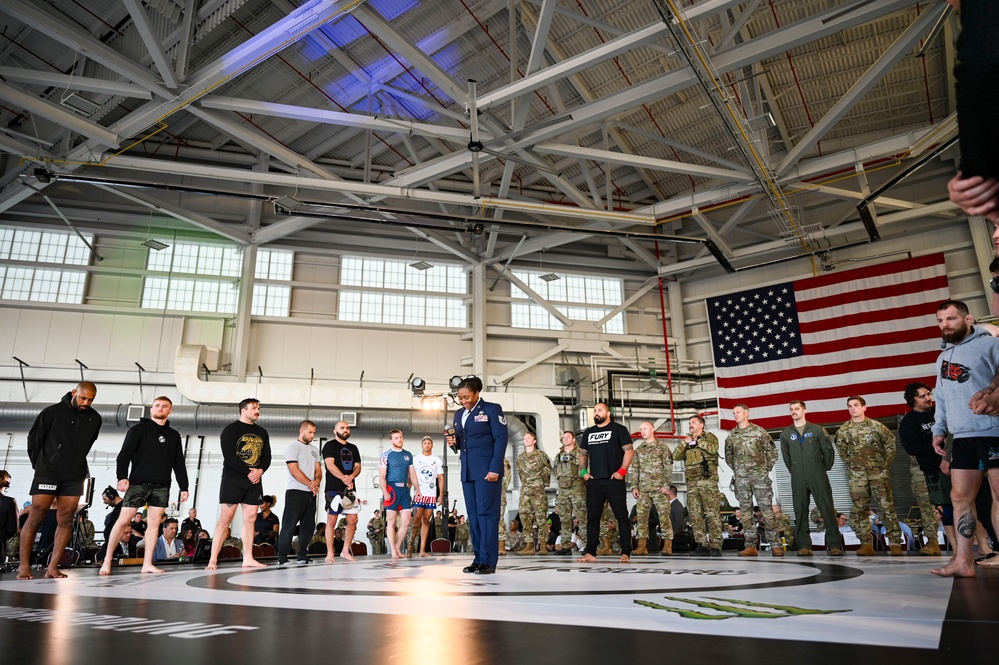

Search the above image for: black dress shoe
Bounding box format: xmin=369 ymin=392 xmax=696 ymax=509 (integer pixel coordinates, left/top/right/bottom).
xmin=462 ymin=563 xmax=480 ymax=573
xmin=690 ymin=545 xmax=709 ymax=556
xmin=554 ymin=548 xmax=573 ymax=556
xmin=475 ymin=564 xmax=496 ymax=575
xmin=709 ymin=548 xmax=722 ymax=557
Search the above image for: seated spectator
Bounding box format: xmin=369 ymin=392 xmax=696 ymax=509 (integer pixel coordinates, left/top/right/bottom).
xmin=180 ymin=526 xmax=199 ymax=557
xmin=153 ymin=518 xmax=185 ymax=562
xmin=308 ymin=523 xmax=326 ymax=546
xmin=506 ymin=520 xmax=524 ymax=552
xmin=726 ymin=508 xmax=744 ymax=537
xmin=254 ymin=495 xmax=279 ymax=545
xmin=221 ymin=526 xmax=244 ymax=553
xmin=102 ymin=528 xmax=136 ymax=562
xmin=181 ymin=508 xmax=202 ymax=537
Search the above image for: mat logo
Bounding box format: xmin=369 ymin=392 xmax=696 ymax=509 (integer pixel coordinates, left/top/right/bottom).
xmin=635 ymin=596 xmax=849 ymax=620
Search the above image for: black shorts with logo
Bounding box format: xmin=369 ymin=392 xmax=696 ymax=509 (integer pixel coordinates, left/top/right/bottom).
xmin=950 ymin=437 xmax=999 ymax=470
xmin=29 ymin=475 xmax=85 ymax=497
xmin=219 ymin=476 xmax=264 ymax=506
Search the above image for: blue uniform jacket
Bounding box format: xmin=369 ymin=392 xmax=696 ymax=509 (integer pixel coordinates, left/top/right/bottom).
xmin=453 ymin=399 xmax=508 ymax=482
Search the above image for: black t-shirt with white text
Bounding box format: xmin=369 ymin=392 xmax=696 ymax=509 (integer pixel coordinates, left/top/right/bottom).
xmin=579 ymin=421 xmax=632 ymax=479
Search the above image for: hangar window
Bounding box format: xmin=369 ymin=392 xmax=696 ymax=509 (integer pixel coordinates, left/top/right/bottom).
xmin=338 ymin=256 xmax=467 ymax=327
xmin=509 ymin=270 xmax=625 ymax=334
xmin=0 ymin=226 xmax=90 ymax=303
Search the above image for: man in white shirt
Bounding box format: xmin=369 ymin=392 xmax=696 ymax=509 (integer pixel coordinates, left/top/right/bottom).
xmin=412 ymin=436 xmax=444 ymax=556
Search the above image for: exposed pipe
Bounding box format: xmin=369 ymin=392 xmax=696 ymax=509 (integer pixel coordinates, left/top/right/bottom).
xmin=0 ymin=403 xmax=471 ymax=432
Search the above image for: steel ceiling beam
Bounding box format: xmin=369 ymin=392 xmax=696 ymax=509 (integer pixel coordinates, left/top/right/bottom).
xmin=533 ymin=142 xmax=754 ymax=182
xmin=0 ymin=67 xmax=153 ymax=100
xmin=0 ymin=0 xmax=170 ymax=98
xmin=776 ymin=3 xmax=947 ymax=176
xmin=0 ymin=81 xmax=120 ymax=147
xmin=122 ymin=0 xmax=179 ymax=90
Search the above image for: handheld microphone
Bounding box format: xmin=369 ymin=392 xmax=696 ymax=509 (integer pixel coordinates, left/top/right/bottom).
xmin=444 ymin=425 xmax=459 ymax=453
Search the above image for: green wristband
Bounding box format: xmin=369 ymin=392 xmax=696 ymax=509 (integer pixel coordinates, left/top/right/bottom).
xmin=579 ymin=469 xmax=588 ymax=478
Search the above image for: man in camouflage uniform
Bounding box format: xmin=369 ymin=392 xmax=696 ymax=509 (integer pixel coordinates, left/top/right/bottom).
xmin=834 ymin=395 xmax=904 ymax=556
xmin=773 ymin=504 xmax=792 ymax=548
xmin=515 ymin=432 xmax=552 ymax=555
xmin=553 ymin=431 xmax=586 ymax=556
xmin=725 ymin=405 xmax=782 ymax=557
xmin=673 ymin=415 xmax=723 ymax=556
xmin=631 ymin=421 xmax=674 ymax=555
xmin=367 ymin=509 xmax=386 ymax=555
xmin=597 ymin=503 xmax=619 ymax=555
xmin=497 ymin=457 xmax=512 ymax=556
xmin=898 ymin=383 xmax=942 ymax=556
xmin=455 ymin=515 xmax=470 ymax=552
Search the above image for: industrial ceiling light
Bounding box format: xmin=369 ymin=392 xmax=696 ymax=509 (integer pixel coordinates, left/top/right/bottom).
xmin=142 ymin=239 xmax=169 ymax=251
xmin=449 ymin=375 xmax=463 ymax=392
xmin=409 ymin=260 xmax=433 ymax=271
xmin=539 ymin=272 xmax=561 ymax=282
xmin=411 ymin=377 xmax=426 ymax=396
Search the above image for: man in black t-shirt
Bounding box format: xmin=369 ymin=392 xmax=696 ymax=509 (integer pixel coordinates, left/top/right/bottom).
xmin=577 ymin=401 xmax=634 ymax=563
xmin=206 ymin=398 xmax=271 ymax=570
xmin=100 ymin=396 xmax=189 ymax=576
xmin=322 ymin=420 xmax=362 ymax=563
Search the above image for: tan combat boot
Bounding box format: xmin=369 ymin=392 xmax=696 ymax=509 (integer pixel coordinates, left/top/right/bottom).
xmin=633 ymin=538 xmax=648 ymax=555
xmin=738 ymin=546 xmax=759 ymax=557
xmin=498 ymin=539 xmax=506 ymax=555
xmin=516 ymin=542 xmax=535 ymax=555
xmin=797 ymin=548 xmax=813 ymax=557
xmin=662 ymin=540 xmax=673 ymax=555
xmin=856 ymin=541 xmax=877 ymax=556
xmin=889 ymin=544 xmax=904 ymax=556
xmin=771 ymin=547 xmax=784 ymax=557
xmin=828 ymin=548 xmax=844 ymax=556
xmin=596 ymin=538 xmax=613 ymax=556
xmin=919 ymin=538 xmax=942 ymax=556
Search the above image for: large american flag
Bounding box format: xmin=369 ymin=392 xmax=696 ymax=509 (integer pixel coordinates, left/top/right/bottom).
xmin=707 ymin=253 xmax=948 ymax=430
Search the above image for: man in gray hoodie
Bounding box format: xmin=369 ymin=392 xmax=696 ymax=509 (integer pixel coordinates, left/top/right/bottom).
xmin=930 ymin=300 xmax=999 ymax=577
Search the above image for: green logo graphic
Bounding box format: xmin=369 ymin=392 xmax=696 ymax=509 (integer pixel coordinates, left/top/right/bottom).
xmin=635 ymin=596 xmax=850 ymax=620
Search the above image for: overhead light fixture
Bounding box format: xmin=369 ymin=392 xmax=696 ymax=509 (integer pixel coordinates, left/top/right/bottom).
xmin=539 ymin=272 xmax=561 ymax=282
xmin=449 ymin=375 xmax=463 ymax=392
xmin=411 ymin=377 xmax=426 ymax=396
xmin=142 ymin=239 xmax=169 ymax=251
xmin=421 ymin=396 xmax=445 ymax=411
xmin=410 ymin=261 xmax=433 ymax=271
xmin=61 ymin=92 xmax=101 ymax=116
xmin=273 ymin=195 xmax=303 ymax=213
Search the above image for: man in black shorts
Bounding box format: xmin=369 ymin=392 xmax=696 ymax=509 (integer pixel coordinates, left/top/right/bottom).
xmin=930 ymin=300 xmax=999 ymax=576
xmin=323 ymin=420 xmax=362 ymax=563
xmin=206 ymin=398 xmax=272 ymax=570
xmin=18 ymin=382 xmax=102 ymax=580
xmin=100 ymin=396 xmax=189 ymax=575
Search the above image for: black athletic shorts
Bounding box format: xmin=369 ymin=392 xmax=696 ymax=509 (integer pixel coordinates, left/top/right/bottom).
xmin=29 ymin=475 xmax=85 ymax=497
xmin=122 ymin=482 xmax=170 ymax=509
xmin=219 ymin=477 xmax=264 ymax=506
xmin=950 ymin=437 xmax=999 ymax=470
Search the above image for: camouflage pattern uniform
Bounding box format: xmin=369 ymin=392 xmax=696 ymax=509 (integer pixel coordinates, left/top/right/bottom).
xmin=599 ymin=503 xmax=620 ymax=553
xmin=630 ymin=439 xmax=675 ymax=544
xmin=516 ymin=448 xmax=552 ymax=549
xmin=673 ymin=432 xmax=723 ymax=551
xmin=554 ymin=445 xmax=587 ymax=546
xmin=455 ymin=520 xmax=470 ymax=552
xmin=908 ymin=456 xmax=937 ymax=541
xmin=834 ymin=418 xmax=903 ymax=547
xmin=498 ymin=457 xmax=512 ymax=553
xmin=724 ymin=423 xmax=779 ymax=549
xmin=774 ymin=511 xmax=792 ymax=546
xmin=367 ymin=513 xmax=386 ymax=555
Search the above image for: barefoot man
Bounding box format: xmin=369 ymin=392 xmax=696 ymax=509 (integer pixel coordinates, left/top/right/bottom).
xmin=380 ymin=429 xmax=420 ymax=559
xmin=100 ymin=396 xmax=189 ymax=575
xmin=206 ymin=398 xmax=271 ymax=570
xmin=323 ymin=420 xmax=362 ymax=563
xmin=18 ymin=382 xmax=102 ymax=580
xmin=930 ymin=301 xmax=999 ymax=577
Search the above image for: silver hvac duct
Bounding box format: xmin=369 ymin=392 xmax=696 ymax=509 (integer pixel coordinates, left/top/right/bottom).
xmin=0 ymin=403 xmax=460 ymax=433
